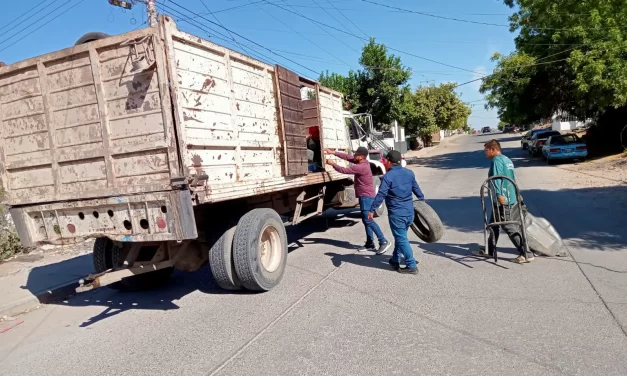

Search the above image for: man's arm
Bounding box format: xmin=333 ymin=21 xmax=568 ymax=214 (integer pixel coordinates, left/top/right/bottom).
xmin=369 ymin=175 xmax=391 ymax=213
xmin=412 ymin=178 xmax=425 ymax=201
xmin=327 ymin=160 xmax=363 ymax=175
xmin=326 ymin=149 xmax=355 ymax=163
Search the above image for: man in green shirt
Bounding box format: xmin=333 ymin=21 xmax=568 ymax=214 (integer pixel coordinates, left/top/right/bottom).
xmin=474 ymin=139 xmax=534 ymax=264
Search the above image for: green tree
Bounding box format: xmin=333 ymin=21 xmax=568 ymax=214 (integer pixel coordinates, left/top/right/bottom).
xmin=402 ymin=84 xmax=471 ymax=137
xmin=483 ymin=1 xmax=627 ymax=125
xmin=318 ymin=39 xmax=411 ymax=127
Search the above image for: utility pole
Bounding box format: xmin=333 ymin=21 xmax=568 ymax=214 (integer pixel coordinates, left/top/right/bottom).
xmin=108 ymin=0 xmax=157 ymax=27
xmin=146 ymin=0 xmax=158 ymax=27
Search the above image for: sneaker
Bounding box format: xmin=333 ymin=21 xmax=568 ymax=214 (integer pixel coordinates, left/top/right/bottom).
xmin=398 ymin=267 xmax=418 ymax=275
xmin=376 ymin=241 xmax=391 ymax=255
xmin=359 ymin=242 xmax=376 ymax=252
xmin=388 ymin=259 xmax=400 ymax=270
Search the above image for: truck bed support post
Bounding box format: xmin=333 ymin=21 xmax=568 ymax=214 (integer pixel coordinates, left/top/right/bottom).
xmin=292 ymin=186 xmax=327 ymax=225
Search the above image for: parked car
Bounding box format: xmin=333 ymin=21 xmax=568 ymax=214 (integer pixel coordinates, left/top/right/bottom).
xmin=503 ymin=126 xmax=513 ymax=133
xmin=527 ymin=130 xmax=561 ymax=156
xmin=512 ymin=126 xmax=520 ymax=133
xmin=521 ymin=129 xmax=545 ymax=149
xmin=542 ymin=134 xmax=587 ymax=164
xmin=482 ymin=126 xmax=491 ymax=133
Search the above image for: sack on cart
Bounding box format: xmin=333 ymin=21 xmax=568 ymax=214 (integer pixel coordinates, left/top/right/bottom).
xmin=520 ymin=202 xmax=568 ymax=257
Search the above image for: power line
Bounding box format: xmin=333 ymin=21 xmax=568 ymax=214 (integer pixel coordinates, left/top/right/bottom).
xmin=248 ymin=0 xmax=353 ymax=68
xmin=0 ymin=0 xmax=51 ymax=35
xmin=261 ymin=0 xmax=487 ymax=75
xmin=0 ymin=0 xmax=86 ymax=54
xmin=323 ymin=0 xmax=369 ymax=38
xmin=198 ymin=0 xmax=256 ymax=59
xmin=359 ymin=0 xmax=509 ymax=28
xmin=158 ymin=0 xmax=320 ymax=76
xmin=272 ymin=0 xmax=359 ymax=53
xmin=0 ymin=0 xmax=67 ymax=44
xmin=361 ymin=0 xmax=627 ymax=32
xmin=311 ymin=0 xmax=354 ymax=36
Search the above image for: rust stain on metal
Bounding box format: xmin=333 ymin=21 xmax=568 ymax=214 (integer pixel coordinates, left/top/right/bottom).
xmin=236 ymin=103 xmax=240 ymax=111
xmin=201 ymin=78 xmax=215 ymax=92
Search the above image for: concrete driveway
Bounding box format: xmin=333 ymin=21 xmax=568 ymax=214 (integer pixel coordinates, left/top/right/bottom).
xmin=1 ymin=133 xmax=626 ymax=376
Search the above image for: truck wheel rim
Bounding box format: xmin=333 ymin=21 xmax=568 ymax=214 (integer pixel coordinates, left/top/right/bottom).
xmin=259 ymin=225 xmax=281 ymax=273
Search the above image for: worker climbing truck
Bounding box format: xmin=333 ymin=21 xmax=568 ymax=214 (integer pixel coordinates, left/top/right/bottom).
xmin=0 ymin=16 xmax=366 ymax=293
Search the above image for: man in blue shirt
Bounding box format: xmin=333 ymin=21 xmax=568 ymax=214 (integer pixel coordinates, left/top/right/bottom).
xmin=368 ymin=150 xmax=425 ymax=275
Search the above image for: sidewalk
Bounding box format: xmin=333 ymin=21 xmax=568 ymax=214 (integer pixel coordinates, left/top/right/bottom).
xmin=405 ymin=133 xmax=465 ymax=159
xmin=0 ymin=240 xmax=93 ymax=318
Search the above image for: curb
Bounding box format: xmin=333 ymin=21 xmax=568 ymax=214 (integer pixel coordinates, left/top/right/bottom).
xmin=0 ymin=279 xmax=80 ymax=318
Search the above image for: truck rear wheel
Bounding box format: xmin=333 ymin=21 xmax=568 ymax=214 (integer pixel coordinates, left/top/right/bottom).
xmin=372 ymin=176 xmax=387 ymax=217
xmin=208 ymin=225 xmax=242 ymax=290
xmin=233 ymin=209 xmax=287 ymax=292
xmin=92 ymin=238 xmax=174 ymax=291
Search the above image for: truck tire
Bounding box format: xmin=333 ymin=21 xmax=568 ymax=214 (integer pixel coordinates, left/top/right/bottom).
xmin=92 ymin=238 xmax=173 ymax=291
xmin=233 ymin=209 xmax=288 ymax=292
xmin=209 ymin=225 xmax=242 ymax=290
xmin=74 ymin=32 xmax=110 ymax=46
xmin=372 ymin=176 xmax=387 ymax=217
xmin=410 ymin=201 xmax=444 ymax=243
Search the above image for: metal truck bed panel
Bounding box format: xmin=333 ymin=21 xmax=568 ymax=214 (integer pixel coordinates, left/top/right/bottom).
xmin=2 ymin=17 xmax=352 ymax=213
xmin=164 ymin=27 xmax=282 ymax=185
xmin=0 ymin=27 xmax=180 ymax=206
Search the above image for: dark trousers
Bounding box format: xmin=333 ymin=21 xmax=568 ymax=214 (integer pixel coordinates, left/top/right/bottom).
xmin=488 ymin=204 xmax=532 ymax=258
xmin=359 ymin=197 xmax=387 ymax=245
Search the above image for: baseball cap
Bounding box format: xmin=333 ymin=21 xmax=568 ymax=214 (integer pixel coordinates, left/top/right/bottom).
xmin=386 ymin=150 xmax=402 ymax=164
xmin=354 ymin=146 xmax=369 ymax=156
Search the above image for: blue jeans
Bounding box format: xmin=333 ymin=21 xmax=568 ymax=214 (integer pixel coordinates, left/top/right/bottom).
xmin=359 ymin=197 xmax=387 ymax=245
xmin=388 ymin=215 xmax=416 ymax=269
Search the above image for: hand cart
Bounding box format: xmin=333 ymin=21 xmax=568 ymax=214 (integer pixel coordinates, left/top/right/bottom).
xmin=479 ymin=175 xmax=530 ymax=263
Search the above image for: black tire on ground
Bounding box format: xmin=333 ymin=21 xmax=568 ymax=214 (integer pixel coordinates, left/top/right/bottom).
xmin=92 ymin=238 xmax=174 ymax=291
xmin=372 ymin=176 xmax=387 ymax=217
xmin=521 ymin=142 xmax=527 ymax=150
xmin=208 ymin=225 xmax=242 ymax=290
xmin=74 ymin=32 xmax=110 ymax=46
xmin=233 ymin=209 xmax=288 ymax=292
xmin=410 ymin=201 xmax=444 ymax=243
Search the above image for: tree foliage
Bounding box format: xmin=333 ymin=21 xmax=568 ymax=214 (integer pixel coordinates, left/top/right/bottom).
xmin=482 ymin=0 xmax=627 ymax=125
xmin=402 ymin=84 xmax=472 ymax=136
xmin=318 ymin=39 xmax=470 ymax=136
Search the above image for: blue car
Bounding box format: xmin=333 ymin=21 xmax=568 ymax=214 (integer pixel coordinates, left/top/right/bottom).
xmin=542 ymin=134 xmax=587 ymax=164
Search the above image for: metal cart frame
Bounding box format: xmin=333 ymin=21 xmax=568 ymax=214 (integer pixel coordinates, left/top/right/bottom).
xmin=480 ymin=175 xmax=530 ymax=263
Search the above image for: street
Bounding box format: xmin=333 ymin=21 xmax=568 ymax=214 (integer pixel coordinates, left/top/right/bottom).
xmin=1 ymin=133 xmax=626 ymax=376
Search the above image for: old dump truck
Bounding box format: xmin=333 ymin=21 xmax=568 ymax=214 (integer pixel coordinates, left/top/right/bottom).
xmin=0 ymin=16 xmax=372 ymax=292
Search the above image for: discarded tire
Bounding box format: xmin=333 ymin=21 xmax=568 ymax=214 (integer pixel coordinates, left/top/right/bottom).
xmin=372 ymin=176 xmax=387 ymax=217
xmin=410 ymin=201 xmax=444 ymax=243
xmin=92 ymin=238 xmax=173 ymax=291
xmin=74 ymin=32 xmax=110 ymax=46
xmin=209 ymin=225 xmax=243 ymax=290
xmin=233 ymin=209 xmax=288 ymax=291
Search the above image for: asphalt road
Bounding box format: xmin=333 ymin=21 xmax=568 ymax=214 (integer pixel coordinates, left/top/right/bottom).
xmin=2 ymin=133 xmax=626 ymax=376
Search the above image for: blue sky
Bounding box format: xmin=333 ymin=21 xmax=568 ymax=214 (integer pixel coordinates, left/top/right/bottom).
xmin=0 ymin=0 xmax=519 ymax=129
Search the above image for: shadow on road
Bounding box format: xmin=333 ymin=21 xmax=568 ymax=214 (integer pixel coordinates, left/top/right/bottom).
xmin=20 ymin=209 xmax=364 ymax=327
xmin=413 ymin=146 xmax=535 ymax=170
xmin=426 ymin=185 xmax=627 ymax=252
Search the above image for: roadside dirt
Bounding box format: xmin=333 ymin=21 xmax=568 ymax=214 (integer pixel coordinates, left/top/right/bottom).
xmin=558 ymin=154 xmax=627 ymax=184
